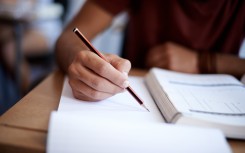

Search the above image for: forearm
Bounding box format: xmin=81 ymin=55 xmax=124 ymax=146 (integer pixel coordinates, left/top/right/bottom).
xmin=55 ymin=28 xmax=106 ymax=74
xmin=55 ymin=30 xmax=85 ymax=73
xmin=55 ymin=0 xmax=113 ymax=73
xmin=216 ymin=53 xmax=245 ymax=78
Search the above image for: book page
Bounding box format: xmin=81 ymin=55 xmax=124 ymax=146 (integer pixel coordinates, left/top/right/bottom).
xmin=152 ymin=68 xmax=245 ymax=115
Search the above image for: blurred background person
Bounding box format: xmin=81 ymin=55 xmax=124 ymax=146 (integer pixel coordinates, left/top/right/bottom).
xmin=0 ymin=0 xmax=63 ymax=114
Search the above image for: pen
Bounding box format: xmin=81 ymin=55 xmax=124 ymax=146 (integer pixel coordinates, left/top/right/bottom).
xmin=73 ymin=27 xmax=150 ymax=112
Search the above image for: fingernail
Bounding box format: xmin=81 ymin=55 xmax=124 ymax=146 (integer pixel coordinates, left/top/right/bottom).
xmin=122 ymin=80 xmax=129 ymax=88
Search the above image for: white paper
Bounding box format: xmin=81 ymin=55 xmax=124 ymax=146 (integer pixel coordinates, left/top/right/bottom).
xmin=58 ymin=76 xmax=164 ymax=123
xmin=47 ymin=111 xmax=231 ymax=153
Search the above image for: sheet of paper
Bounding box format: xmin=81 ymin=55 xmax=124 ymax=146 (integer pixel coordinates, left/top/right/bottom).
xmin=47 ymin=111 xmax=231 ymax=153
xmin=58 ymin=76 xmax=164 ymax=123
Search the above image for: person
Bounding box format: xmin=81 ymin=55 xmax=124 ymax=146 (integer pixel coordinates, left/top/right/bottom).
xmin=55 ymin=0 xmax=245 ymax=102
xmin=0 ymin=0 xmax=62 ymax=114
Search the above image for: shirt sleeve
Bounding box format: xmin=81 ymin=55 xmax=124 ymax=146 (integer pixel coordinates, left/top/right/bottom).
xmin=90 ymin=0 xmax=129 ymax=15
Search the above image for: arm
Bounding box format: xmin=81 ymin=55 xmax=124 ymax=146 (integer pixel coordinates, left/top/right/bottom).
xmin=55 ymin=1 xmax=131 ymax=101
xmin=56 ymin=0 xmax=113 ymax=72
xmin=146 ymin=42 xmax=245 ymax=78
xmin=216 ymin=53 xmax=245 ymax=78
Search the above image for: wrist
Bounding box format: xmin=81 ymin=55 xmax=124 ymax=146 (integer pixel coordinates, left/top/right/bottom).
xmin=198 ymin=52 xmax=217 ymax=74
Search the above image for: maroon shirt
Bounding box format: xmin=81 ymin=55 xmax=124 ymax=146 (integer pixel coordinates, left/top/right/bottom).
xmin=91 ymin=0 xmax=245 ymax=68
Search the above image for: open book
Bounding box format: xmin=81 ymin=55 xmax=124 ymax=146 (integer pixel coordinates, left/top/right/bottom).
xmin=145 ymin=68 xmax=245 ymax=139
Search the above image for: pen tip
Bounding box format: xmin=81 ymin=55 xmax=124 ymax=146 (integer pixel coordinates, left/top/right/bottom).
xmin=141 ymin=104 xmax=150 ymax=112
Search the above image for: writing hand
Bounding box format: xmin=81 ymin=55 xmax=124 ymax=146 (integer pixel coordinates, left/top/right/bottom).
xmin=67 ymin=50 xmax=131 ymax=101
xmin=146 ymin=42 xmax=199 ymax=73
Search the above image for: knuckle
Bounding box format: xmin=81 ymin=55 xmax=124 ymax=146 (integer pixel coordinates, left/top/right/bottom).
xmin=67 ymin=64 xmax=74 ymax=74
xmin=78 ymin=51 xmax=87 ymax=60
xmin=113 ymin=61 xmax=122 ymax=70
xmin=90 ymin=78 xmax=103 ymax=89
xmin=73 ymin=91 xmax=94 ymax=101
xmin=97 ymin=62 xmax=109 ymax=75
xmin=88 ymin=89 xmax=101 ymax=100
xmin=71 ymin=82 xmax=101 ymax=101
xmin=73 ymin=91 xmax=81 ymax=100
xmin=68 ymin=63 xmax=82 ymax=78
xmin=77 ymin=50 xmax=86 ymax=58
xmin=68 ymin=79 xmax=78 ymax=90
xmin=77 ymin=51 xmax=89 ymax=63
xmin=70 ymin=85 xmax=81 ymax=99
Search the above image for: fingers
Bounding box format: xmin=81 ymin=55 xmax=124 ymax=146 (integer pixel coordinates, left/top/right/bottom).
xmin=68 ymin=50 xmax=130 ymax=101
xmin=106 ymin=54 xmax=131 ymax=74
xmin=145 ymin=45 xmax=169 ymax=68
xmin=80 ymin=52 xmax=130 ymax=88
xmin=69 ymin=58 xmax=125 ymax=93
xmin=69 ymin=78 xmax=117 ymax=101
xmin=146 ymin=42 xmax=199 ymax=73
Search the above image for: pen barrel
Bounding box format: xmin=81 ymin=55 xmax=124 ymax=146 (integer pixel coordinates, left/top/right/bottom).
xmin=126 ymin=86 xmax=143 ymax=105
xmin=73 ymin=28 xmax=108 ymax=61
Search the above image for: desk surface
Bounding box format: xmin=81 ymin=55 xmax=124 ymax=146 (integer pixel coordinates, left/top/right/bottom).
xmin=0 ymin=69 xmax=244 ymax=153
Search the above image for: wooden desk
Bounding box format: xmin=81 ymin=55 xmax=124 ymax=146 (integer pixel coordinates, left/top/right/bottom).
xmin=0 ymin=69 xmax=244 ymax=153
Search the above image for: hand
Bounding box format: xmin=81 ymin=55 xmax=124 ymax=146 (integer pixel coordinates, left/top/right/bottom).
xmin=67 ymin=50 xmax=131 ymax=101
xmin=146 ymin=42 xmax=199 ymax=73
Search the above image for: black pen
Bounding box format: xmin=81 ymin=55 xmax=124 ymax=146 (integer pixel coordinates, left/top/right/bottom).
xmin=73 ymin=27 xmax=149 ymax=112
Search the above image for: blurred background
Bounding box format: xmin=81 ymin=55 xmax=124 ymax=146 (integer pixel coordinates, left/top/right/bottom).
xmin=0 ymin=0 xmax=244 ymax=115
xmin=0 ymin=0 xmax=127 ymax=115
